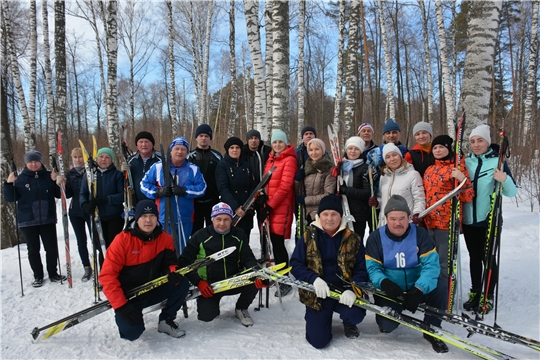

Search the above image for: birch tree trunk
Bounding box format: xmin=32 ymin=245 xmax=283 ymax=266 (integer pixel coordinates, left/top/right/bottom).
xmin=29 ymin=1 xmax=37 ymax=144
xmin=459 ymin=1 xmax=502 ymax=142
xmin=241 ymin=44 xmax=253 ymax=131
xmin=42 ymin=0 xmax=56 ymax=163
xmin=523 ymin=0 xmax=539 ymax=143
xmin=343 ymin=0 xmax=360 ymax=138
xmin=377 ymin=0 xmax=395 ymax=120
xmin=54 ymin=0 xmax=67 ymax=166
xmin=271 ymin=0 xmax=289 ymax=131
xmin=296 ymin=0 xmax=305 ymax=142
xmin=243 ymin=0 xmax=268 ymax=139
xmin=333 ymin=0 xmax=346 ymax=133
xmin=265 ymin=2 xmax=273 ymax=132
xmin=1 ymin=0 xmax=35 ymax=151
xmin=436 ymin=0 xmax=456 ymax=135
xmin=360 ymin=0 xmax=375 ymax=122
xmin=228 ymin=0 xmax=237 ymax=137
xmin=166 ymin=0 xmax=179 ymax=135
xmin=106 ymin=0 xmax=121 ymax=156
xmin=418 ymin=0 xmax=433 ymax=124
xmin=201 ymin=0 xmax=213 ymax=126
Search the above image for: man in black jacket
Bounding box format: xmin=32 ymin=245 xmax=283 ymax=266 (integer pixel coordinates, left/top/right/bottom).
xmin=187 ymin=124 xmax=222 ymax=235
xmin=125 ymin=131 xmax=161 ymax=204
xmin=241 ymin=129 xmax=271 ymax=183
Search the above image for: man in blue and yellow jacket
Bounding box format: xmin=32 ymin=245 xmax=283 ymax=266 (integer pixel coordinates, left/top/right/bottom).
xmin=365 ymin=194 xmax=448 ymax=353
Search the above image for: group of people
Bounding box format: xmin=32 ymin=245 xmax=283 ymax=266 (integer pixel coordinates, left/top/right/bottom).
xmin=4 ymin=119 xmax=517 ymax=351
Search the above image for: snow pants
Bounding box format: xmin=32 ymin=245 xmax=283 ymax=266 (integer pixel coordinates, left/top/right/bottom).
xmin=196 ymin=284 xmax=258 ymax=322
xmin=115 ymin=277 xmax=190 ymax=341
xmin=20 ymin=223 xmax=60 ymax=280
xmin=427 ymin=228 xmax=449 ymax=283
xmin=462 ymin=224 xmax=498 ymax=296
xmin=304 ymin=297 xmax=366 ymax=349
xmin=376 ymin=276 xmax=446 ymax=332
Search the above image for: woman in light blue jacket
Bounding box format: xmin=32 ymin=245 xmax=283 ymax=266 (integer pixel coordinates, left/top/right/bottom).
xmin=462 ymin=125 xmax=518 ymax=314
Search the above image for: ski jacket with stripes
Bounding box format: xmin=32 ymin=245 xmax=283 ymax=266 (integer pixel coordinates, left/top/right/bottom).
xmin=4 ymin=166 xmax=60 ymax=228
xmin=186 ymin=147 xmax=222 ymax=204
xmin=264 ymin=144 xmax=298 ymax=238
xmin=99 ymin=226 xmax=177 ymax=310
xmin=79 ymin=164 xmax=124 ymax=220
xmin=215 ymin=153 xmax=257 ymax=213
xmin=127 ymin=150 xmax=162 ymax=204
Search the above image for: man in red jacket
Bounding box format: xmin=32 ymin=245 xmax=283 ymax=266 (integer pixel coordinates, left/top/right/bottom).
xmin=99 ymin=200 xmax=189 ymax=341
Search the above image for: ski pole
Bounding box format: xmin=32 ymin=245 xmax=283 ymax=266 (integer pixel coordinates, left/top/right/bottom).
xmin=368 ymin=166 xmax=378 ymax=229
xmin=11 ymin=159 xmax=24 ymax=297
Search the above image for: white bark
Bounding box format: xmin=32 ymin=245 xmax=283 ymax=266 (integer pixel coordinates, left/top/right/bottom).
xmin=435 ymin=0 xmax=456 ymax=135
xmin=418 ymin=0 xmax=433 ymax=124
xmin=524 ymin=0 xmax=539 ymax=142
xmin=333 ymin=0 xmax=346 ymax=133
xmin=106 ymin=0 xmax=121 ymax=156
xmin=343 ymin=0 xmax=360 ymax=138
xmin=42 ymin=0 xmax=56 ymax=160
xmin=241 ymin=44 xmax=253 ymax=132
xmin=265 ymin=2 xmax=273 ymax=131
xmin=296 ymin=0 xmax=305 ymax=142
xmin=166 ymin=1 xmax=179 ymax=135
xmin=228 ymin=0 xmax=237 ymax=138
xmin=201 ymin=0 xmax=213 ymax=125
xmin=271 ymin=0 xmax=289 ymax=131
xmin=55 ymin=0 xmax=68 ymax=166
xmin=29 ymin=1 xmax=37 ymax=142
xmin=377 ymin=0 xmax=395 ymax=120
xmin=459 ymin=1 xmax=502 ymax=141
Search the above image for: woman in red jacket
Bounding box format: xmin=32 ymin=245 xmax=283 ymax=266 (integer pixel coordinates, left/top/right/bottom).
xmin=260 ymin=129 xmax=298 ymax=296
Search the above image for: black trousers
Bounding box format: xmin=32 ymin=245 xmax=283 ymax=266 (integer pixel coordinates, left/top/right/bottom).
xmin=20 ymin=223 xmax=59 ymax=280
xmin=270 ymin=233 xmax=289 ymax=267
xmin=191 ymin=200 xmax=219 ymax=235
xmin=196 ymin=284 xmax=258 ymax=322
xmin=462 ymin=224 xmax=498 ymax=296
xmin=69 ymin=215 xmax=91 ymax=268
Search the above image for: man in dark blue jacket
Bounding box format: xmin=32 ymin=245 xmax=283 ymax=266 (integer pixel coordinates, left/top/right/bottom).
xmin=125 ymin=131 xmax=161 ymax=205
xmin=291 ymin=194 xmax=367 ymax=348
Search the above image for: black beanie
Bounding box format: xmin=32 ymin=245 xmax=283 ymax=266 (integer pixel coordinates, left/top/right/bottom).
xmin=301 ymin=125 xmax=317 ymax=138
xmin=384 ymin=195 xmax=410 ymax=216
xmin=134 ymin=199 xmax=159 ymax=222
xmin=224 ymin=137 xmax=244 ymax=151
xmin=318 ymin=194 xmax=343 ymax=217
xmin=432 ymin=135 xmax=454 ymax=152
xmin=246 ymin=129 xmax=262 ymax=142
xmin=196 ymin=124 xmax=213 ymax=140
xmin=135 ymin=131 xmax=155 ymax=146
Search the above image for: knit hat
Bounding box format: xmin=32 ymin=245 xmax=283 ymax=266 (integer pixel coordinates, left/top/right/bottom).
xmin=432 ymin=135 xmax=454 ymax=152
xmin=97 ymin=147 xmax=115 ymax=161
xmin=357 ymin=122 xmax=374 ymax=134
xmin=271 ymin=129 xmax=288 ymax=144
xmin=382 ymin=118 xmax=401 ymax=134
xmin=24 ymin=150 xmax=43 ymax=164
xmin=211 ymin=202 xmax=234 ymax=220
xmin=246 ymin=129 xmax=261 ymax=141
xmin=135 ymin=131 xmax=155 ymax=146
xmin=224 ymin=137 xmax=244 ymax=151
xmin=344 ymin=136 xmax=365 ymax=154
xmin=301 ymin=125 xmax=317 ymax=138
xmin=412 ymin=122 xmax=433 ymax=137
xmin=195 ymin=124 xmax=213 ymax=140
xmin=169 ymin=136 xmax=189 ymax=151
xmin=382 ymin=143 xmax=402 ymax=160
xmin=469 ymin=124 xmax=491 ymax=144
xmin=307 ymin=138 xmax=326 ymax=153
xmin=317 ymin=194 xmax=343 ymax=217
xmin=384 ymin=194 xmax=411 ymax=216
xmin=134 ymin=199 xmax=159 ymax=222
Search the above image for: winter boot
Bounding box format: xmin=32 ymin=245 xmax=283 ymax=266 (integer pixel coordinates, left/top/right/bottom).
xmin=423 ymin=334 xmax=449 ymax=353
xmin=158 ymin=318 xmax=186 ymax=338
xmin=235 ymin=308 xmax=254 ymax=327
xmin=32 ymin=278 xmax=43 ymax=288
xmin=463 ymin=289 xmax=480 ymax=311
xmin=343 ymin=322 xmax=360 ymax=339
xmin=476 ymin=294 xmax=494 ymax=315
xmin=50 ymin=274 xmax=67 ymax=283
xmin=81 ymin=267 xmax=93 ymax=282
xmin=274 ymin=283 xmax=292 ymax=297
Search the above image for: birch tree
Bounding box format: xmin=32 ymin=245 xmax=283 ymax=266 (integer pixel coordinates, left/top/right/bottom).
xmin=332 ymin=0 xmax=346 ymax=133
xmin=106 ymin=0 xmax=121 ymax=156
xmin=359 ymin=0 xmax=375 ymax=121
xmin=228 ymin=0 xmax=237 ymax=137
xmin=418 ymin=0 xmax=433 ymax=124
xmin=523 ymin=0 xmax=539 ymax=143
xmin=54 ymin=0 xmax=68 ymax=166
xmin=343 ymin=0 xmax=360 ymax=138
xmin=243 ymin=0 xmax=268 ymax=139
xmin=265 ymin=2 xmax=273 ymax=131
xmin=271 ymin=0 xmax=289 ymax=131
xmin=29 ymin=1 xmax=37 ymax=145
xmin=459 ymin=1 xmax=502 ymax=141
xmin=436 ymin=0 xmax=456 ymax=134
xmin=166 ymin=0 xmax=179 ymax=135
xmin=42 ymin=0 xmax=56 ymax=162
xmin=201 ymin=0 xmax=214 ymax=125
xmin=377 ymin=0 xmax=395 ymax=120
xmin=297 ymin=0 xmax=305 ymax=142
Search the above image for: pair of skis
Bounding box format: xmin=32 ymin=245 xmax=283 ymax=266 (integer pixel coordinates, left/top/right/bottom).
xmin=121 ymin=125 xmax=135 ymax=230
xmin=159 ymin=144 xmax=182 ymax=257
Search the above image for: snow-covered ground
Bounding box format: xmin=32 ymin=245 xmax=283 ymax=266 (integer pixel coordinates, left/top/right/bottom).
xmin=1 ymin=197 xmax=538 ymax=359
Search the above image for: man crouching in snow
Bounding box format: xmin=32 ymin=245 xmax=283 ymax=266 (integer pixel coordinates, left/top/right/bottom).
xmin=99 ymin=200 xmax=189 ymax=340
xmin=177 ymin=202 xmax=267 ymax=327
xmin=291 ymin=194 xmax=367 ymax=349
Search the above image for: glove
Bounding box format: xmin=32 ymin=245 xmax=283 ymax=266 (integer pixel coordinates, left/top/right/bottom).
xmin=411 ymin=213 xmax=423 ymax=226
xmin=255 ymin=278 xmax=269 ymax=289
xmin=339 ymin=290 xmax=356 ymax=308
xmin=295 ymin=168 xmax=306 ymax=181
xmin=120 ymin=162 xmax=130 ymax=172
xmin=380 ymin=278 xmax=403 ymax=299
xmin=402 ymin=287 xmax=423 ymax=313
xmin=167 ymin=271 xmax=184 ymax=286
xmin=340 ymin=183 xmax=349 ymax=195
xmin=115 ymin=302 xmax=143 ymax=325
xmin=255 ymin=192 xmax=267 ymax=206
xmin=313 ymin=277 xmax=330 ymax=299
xmin=368 ymin=196 xmax=379 ymax=207
xmin=81 ymin=201 xmax=95 ymax=214
xmin=94 ymin=197 xmax=108 ymax=206
xmin=171 ymin=185 xmax=187 ymax=196
xmin=257 ymin=205 xmax=272 ymax=223
xmin=295 ymin=195 xmax=306 ymax=205
xmin=156 ymin=186 xmax=173 ymax=198
xmin=331 ymin=165 xmax=339 ymax=178
xmin=197 ymin=280 xmax=214 ymax=298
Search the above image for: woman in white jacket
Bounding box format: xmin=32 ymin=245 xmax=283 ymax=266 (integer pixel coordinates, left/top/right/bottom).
xmin=376 ymin=143 xmax=425 ymax=227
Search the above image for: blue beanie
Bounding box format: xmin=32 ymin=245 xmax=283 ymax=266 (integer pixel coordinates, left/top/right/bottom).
xmin=24 ymin=150 xmax=43 ymax=164
xmin=196 ymin=124 xmax=213 ymax=140
xmin=211 ymin=202 xmax=234 ymax=220
xmin=134 ymin=199 xmax=159 ymax=222
xmin=318 ymin=194 xmax=343 ymax=217
xmin=382 ymin=118 xmax=401 ymax=134
xmin=271 ymin=129 xmax=288 ymax=144
xmin=170 ymin=136 xmax=189 ymax=151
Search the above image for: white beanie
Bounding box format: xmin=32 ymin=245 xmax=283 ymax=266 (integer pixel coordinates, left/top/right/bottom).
xmin=382 ymin=143 xmax=402 ymax=160
xmin=344 ymin=136 xmax=365 ymax=154
xmin=469 ymin=124 xmax=491 ymax=144
xmin=412 ymin=122 xmax=433 ymax=137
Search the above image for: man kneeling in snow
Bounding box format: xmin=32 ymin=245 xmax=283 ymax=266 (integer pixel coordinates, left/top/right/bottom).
xmin=291 ymin=194 xmax=367 ymax=349
xmin=99 ymin=200 xmax=189 ymax=340
xmin=178 ymin=202 xmax=266 ymax=327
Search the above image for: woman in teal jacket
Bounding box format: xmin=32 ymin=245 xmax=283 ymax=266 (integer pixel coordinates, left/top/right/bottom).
xmin=462 ymin=125 xmax=518 ymax=314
